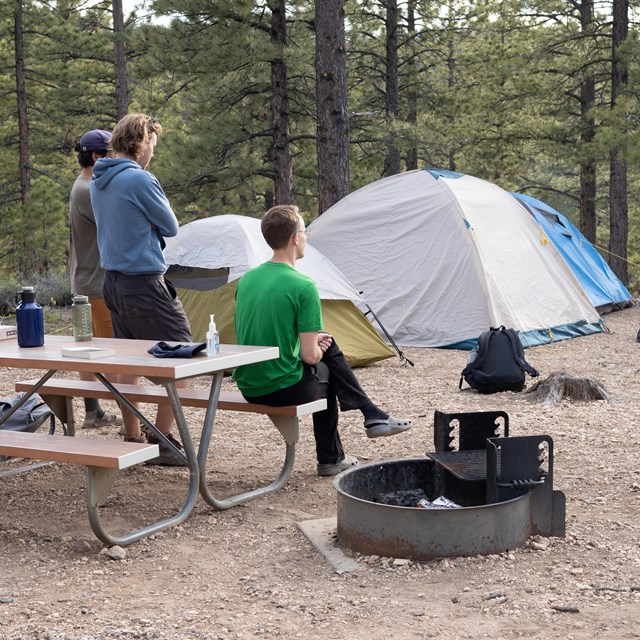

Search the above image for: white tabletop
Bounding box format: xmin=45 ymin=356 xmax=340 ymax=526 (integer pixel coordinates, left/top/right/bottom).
xmin=0 ymin=335 xmax=279 ymax=380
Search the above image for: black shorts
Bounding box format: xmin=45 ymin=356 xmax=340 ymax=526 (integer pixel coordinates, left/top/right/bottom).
xmin=102 ymin=271 xmax=191 ymax=342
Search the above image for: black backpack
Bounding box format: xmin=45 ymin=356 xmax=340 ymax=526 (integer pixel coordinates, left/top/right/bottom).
xmin=459 ymin=326 xmax=539 ymax=394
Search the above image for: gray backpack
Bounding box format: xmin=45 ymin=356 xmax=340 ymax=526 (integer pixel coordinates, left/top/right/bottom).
xmin=0 ymin=393 xmax=54 ymax=461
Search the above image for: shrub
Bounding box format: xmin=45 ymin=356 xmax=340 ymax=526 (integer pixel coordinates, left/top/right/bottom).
xmin=29 ymin=272 xmax=73 ymax=308
xmin=0 ymin=272 xmax=72 ymax=318
xmin=0 ymin=277 xmax=20 ymax=318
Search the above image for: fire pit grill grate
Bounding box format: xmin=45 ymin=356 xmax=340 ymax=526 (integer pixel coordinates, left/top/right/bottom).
xmin=427 ymin=449 xmax=500 ymax=482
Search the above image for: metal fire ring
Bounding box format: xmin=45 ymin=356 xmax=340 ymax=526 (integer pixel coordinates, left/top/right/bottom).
xmin=334 ymin=457 xmax=543 ymax=562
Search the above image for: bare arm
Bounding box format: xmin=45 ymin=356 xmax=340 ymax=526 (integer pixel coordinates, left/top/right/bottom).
xmin=299 ymin=331 xmax=333 ymax=365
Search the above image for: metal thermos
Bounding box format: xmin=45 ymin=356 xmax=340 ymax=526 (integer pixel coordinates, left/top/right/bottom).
xmin=15 ymin=286 xmax=44 ymax=348
xmin=71 ymin=295 xmax=93 ymax=341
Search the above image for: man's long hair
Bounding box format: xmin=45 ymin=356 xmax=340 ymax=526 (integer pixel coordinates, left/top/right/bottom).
xmin=110 ymin=113 xmax=162 ymax=162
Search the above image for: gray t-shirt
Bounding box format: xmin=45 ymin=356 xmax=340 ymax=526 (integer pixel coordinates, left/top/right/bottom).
xmin=69 ymin=174 xmax=104 ymax=297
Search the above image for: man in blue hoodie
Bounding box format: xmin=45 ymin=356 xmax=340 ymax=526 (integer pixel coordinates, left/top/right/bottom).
xmin=91 ymin=113 xmax=190 ymax=466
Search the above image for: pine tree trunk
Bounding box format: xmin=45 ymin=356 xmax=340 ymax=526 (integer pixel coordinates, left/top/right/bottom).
xmin=112 ymin=0 xmax=129 ymax=120
xmin=14 ymin=0 xmax=37 ymax=274
xmin=405 ymin=0 xmax=418 ymax=171
xmin=14 ymin=0 xmax=30 ymax=206
xmin=269 ymin=0 xmax=293 ymax=205
xmin=383 ymin=0 xmax=400 ymax=177
xmin=578 ymin=0 xmax=596 ymax=244
xmin=315 ymin=0 xmax=349 ymax=214
xmin=447 ymin=39 xmax=456 ymax=172
xmin=609 ymin=0 xmax=628 ymax=284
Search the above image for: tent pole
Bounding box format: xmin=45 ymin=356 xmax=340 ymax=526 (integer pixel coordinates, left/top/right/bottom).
xmin=360 ymin=295 xmax=414 ymax=367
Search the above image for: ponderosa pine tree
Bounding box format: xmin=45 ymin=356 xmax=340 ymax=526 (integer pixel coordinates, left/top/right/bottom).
xmin=609 ymin=0 xmax=629 ymax=284
xmin=1 ymin=0 xmax=116 ymax=276
xmin=315 ymin=0 xmax=349 ymax=213
xmin=113 ymin=0 xmax=130 ymax=119
xmin=139 ymin=0 xmax=314 ymax=213
xmin=578 ymin=0 xmax=597 ymax=244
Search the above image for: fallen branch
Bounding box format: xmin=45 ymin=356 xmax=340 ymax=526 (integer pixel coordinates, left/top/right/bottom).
xmin=551 ymin=605 xmax=580 ymax=613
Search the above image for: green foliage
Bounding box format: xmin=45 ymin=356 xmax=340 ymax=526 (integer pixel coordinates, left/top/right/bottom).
xmin=0 ymin=0 xmax=117 ymax=277
xmin=130 ymin=0 xmax=317 ymax=217
xmin=0 ymin=0 xmax=640 ymax=287
xmin=0 ymin=174 xmax=73 ymax=278
xmin=0 ymin=276 xmax=20 ymax=318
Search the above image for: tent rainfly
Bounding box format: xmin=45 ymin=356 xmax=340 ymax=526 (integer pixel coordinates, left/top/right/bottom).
xmin=512 ymin=192 xmax=632 ymax=313
xmin=163 ymin=214 xmax=394 ymax=367
xmin=308 ymin=168 xmax=604 ymax=349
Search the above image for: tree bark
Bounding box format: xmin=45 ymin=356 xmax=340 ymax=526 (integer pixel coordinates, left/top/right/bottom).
xmin=405 ymin=0 xmax=418 ymax=171
xmin=269 ymin=0 xmax=293 ymax=205
xmin=383 ymin=0 xmax=400 ymax=177
xmin=446 ymin=38 xmax=456 ymax=172
xmin=112 ymin=0 xmax=129 ymax=120
xmin=315 ymin=0 xmax=349 ymax=214
xmin=14 ymin=0 xmax=30 ymax=206
xmin=608 ymin=0 xmax=628 ymax=284
xmin=578 ymin=0 xmax=596 ymax=244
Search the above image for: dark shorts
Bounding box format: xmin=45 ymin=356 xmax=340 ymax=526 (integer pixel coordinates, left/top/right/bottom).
xmin=102 ymin=271 xmax=191 ymax=342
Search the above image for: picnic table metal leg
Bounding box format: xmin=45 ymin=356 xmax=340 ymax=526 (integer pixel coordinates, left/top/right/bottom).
xmin=86 ymin=376 xmax=200 ymax=546
xmin=197 ymin=372 xmax=297 ymax=511
xmin=93 ymin=373 xmax=189 ymax=465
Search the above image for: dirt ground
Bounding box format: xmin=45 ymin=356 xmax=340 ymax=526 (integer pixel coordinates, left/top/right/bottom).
xmin=1 ymin=307 xmax=639 ymax=640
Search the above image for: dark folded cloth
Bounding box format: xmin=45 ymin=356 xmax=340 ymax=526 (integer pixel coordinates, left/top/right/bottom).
xmin=147 ymin=341 xmax=207 ymax=358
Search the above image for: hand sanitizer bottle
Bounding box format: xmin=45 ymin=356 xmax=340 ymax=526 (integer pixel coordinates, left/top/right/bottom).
xmin=206 ymin=314 xmax=220 ymax=356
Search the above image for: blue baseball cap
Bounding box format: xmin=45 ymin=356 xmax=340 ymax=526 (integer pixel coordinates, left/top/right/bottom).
xmin=77 ymin=129 xmax=111 ymax=152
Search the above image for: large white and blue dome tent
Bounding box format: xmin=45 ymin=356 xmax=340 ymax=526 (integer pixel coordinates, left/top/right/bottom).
xmin=512 ymin=192 xmax=632 ymax=313
xmin=308 ymin=169 xmax=603 ymax=349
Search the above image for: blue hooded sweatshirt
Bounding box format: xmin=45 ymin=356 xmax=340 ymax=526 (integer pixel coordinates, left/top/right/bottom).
xmin=90 ymin=157 xmax=179 ymax=275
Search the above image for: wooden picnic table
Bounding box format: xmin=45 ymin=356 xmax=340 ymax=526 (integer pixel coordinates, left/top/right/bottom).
xmin=0 ymin=335 xmax=279 ymax=545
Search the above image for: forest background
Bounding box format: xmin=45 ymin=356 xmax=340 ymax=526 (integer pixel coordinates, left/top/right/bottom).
xmin=1 ymin=0 xmax=640 ymax=309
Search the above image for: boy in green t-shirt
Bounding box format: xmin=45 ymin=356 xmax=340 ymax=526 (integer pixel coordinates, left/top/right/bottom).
xmin=234 ymin=205 xmax=411 ymax=476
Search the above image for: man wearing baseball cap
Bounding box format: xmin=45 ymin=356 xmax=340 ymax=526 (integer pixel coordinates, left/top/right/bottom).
xmin=69 ymin=129 xmax=123 ymax=430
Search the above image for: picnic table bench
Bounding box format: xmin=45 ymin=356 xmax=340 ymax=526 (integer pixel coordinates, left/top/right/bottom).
xmin=0 ymin=430 xmax=159 ymax=534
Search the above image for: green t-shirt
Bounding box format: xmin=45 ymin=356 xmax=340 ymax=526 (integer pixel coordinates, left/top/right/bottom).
xmin=233 ymin=261 xmax=323 ymax=397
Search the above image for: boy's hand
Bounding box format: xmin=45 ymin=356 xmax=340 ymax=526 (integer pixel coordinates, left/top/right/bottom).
xmin=318 ymin=333 xmax=333 ymax=352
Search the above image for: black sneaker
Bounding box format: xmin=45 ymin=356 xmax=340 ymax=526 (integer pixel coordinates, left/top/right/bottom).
xmin=145 ymin=432 xmax=188 ymax=467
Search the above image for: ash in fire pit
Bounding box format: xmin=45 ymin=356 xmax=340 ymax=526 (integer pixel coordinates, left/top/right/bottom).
xmin=375 ymin=489 xmax=427 ymax=507
xmin=375 ymin=489 xmax=461 ymax=509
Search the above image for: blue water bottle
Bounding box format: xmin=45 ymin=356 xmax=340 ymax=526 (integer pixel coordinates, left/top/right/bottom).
xmin=15 ymin=286 xmax=44 ymax=347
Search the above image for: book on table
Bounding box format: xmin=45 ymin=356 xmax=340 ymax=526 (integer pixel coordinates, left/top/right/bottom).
xmin=60 ymin=346 xmax=116 ymax=359
xmin=0 ymin=325 xmax=17 ymax=340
